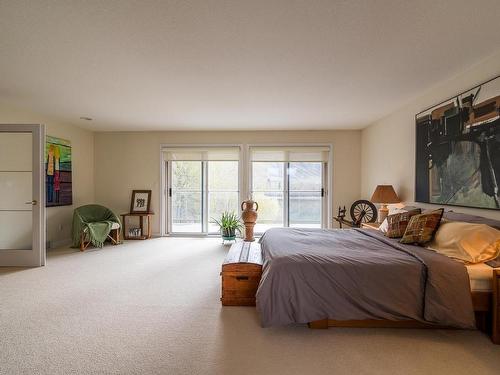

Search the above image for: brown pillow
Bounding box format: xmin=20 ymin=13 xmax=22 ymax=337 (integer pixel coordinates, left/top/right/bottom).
xmin=400 ymin=208 xmax=444 ymax=245
xmin=385 ymin=209 xmax=422 ymax=238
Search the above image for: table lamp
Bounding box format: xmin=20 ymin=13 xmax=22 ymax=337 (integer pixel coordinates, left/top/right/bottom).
xmin=370 ymin=185 xmax=400 ymax=223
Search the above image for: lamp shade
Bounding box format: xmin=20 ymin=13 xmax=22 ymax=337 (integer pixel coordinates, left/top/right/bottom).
xmin=370 ymin=185 xmax=400 ymax=204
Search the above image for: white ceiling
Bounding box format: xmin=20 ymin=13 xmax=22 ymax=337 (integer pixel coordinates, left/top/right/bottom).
xmin=1 ymin=0 xmax=500 ymax=131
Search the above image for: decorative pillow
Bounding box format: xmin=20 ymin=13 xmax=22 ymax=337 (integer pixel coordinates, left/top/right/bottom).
xmin=428 ymin=222 xmax=500 ymax=264
xmin=378 ymin=207 xmax=419 ymax=235
xmin=385 ymin=209 xmax=422 ymax=238
xmin=400 ymin=208 xmax=444 ymax=245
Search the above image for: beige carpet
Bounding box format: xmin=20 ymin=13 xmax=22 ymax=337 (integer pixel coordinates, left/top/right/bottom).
xmin=1 ymin=238 xmax=500 ymax=375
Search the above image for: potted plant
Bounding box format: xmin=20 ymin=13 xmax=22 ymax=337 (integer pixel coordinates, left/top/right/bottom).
xmin=212 ymin=211 xmax=243 ymax=241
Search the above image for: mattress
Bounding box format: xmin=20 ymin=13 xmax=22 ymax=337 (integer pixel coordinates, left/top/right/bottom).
xmin=466 ymin=263 xmax=499 ymax=292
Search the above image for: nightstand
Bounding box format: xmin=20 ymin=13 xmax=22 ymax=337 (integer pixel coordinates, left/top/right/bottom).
xmin=361 ymin=222 xmax=381 ymax=230
xmin=120 ymin=212 xmax=154 ymax=240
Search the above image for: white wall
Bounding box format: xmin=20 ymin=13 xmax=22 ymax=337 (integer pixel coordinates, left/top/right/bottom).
xmin=94 ymin=130 xmax=361 ymax=234
xmin=361 ymin=50 xmax=500 ymax=220
xmin=0 ymin=102 xmax=95 ymax=246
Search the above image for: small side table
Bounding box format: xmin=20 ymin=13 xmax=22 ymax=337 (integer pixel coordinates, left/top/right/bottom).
xmin=121 ymin=212 xmax=154 ymax=240
xmin=361 ymin=222 xmax=381 ymax=230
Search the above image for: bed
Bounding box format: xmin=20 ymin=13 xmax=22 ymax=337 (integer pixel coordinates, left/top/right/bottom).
xmin=256 ymin=213 xmax=500 ymax=344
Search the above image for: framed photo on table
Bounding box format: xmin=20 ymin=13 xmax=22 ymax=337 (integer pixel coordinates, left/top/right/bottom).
xmin=130 ymin=190 xmax=152 ymax=213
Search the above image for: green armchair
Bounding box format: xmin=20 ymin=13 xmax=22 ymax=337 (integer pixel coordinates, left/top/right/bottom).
xmin=72 ymin=204 xmax=121 ymax=251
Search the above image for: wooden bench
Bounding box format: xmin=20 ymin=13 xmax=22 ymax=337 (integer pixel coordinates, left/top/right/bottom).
xmin=221 ymin=241 xmax=263 ymax=306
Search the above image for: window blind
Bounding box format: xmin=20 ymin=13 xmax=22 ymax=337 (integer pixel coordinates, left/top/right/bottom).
xmin=249 ymin=146 xmax=329 ymax=162
xmin=163 ymin=147 xmax=240 ymax=161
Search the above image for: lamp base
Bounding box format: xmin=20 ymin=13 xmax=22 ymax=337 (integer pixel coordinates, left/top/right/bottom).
xmin=378 ymin=204 xmax=389 ymax=223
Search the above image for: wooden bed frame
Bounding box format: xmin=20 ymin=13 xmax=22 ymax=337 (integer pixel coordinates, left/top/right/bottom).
xmin=308 ymin=270 xmax=500 ymax=345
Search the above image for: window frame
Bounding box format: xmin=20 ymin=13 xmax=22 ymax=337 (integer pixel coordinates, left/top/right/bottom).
xmin=206 ymin=160 xmax=241 ymax=234
xmin=170 ymin=160 xmax=204 ymax=234
xmin=160 ymin=143 xmax=332 ymax=237
xmin=166 ymin=160 xmax=241 ymax=235
xmin=250 ymin=160 xmax=327 ymax=232
xmin=161 ymin=145 xmax=243 ymax=236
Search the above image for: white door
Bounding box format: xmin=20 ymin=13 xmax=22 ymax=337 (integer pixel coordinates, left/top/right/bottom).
xmin=0 ymin=124 xmax=46 ymax=266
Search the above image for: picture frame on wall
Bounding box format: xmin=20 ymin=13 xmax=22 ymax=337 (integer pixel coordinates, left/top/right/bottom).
xmin=130 ymin=190 xmax=152 ymax=213
xmin=46 ymin=136 xmax=73 ymax=207
xmin=415 ymin=75 xmax=500 ymax=210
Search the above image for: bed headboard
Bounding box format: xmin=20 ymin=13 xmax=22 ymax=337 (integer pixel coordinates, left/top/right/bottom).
xmin=442 ymin=212 xmax=500 ymax=230
xmin=401 ymin=205 xmax=500 ymax=229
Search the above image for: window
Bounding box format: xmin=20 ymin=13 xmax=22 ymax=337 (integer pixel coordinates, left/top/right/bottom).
xmin=289 ymin=162 xmax=323 ymax=228
xmin=162 ymin=145 xmax=329 ymax=236
xmin=171 ymin=161 xmax=202 ymax=232
xmin=165 ymin=148 xmax=240 ymax=234
xmin=252 ymin=162 xmax=285 ymax=231
xmin=207 ymin=161 xmax=239 ymax=233
xmin=250 ymin=147 xmax=328 ymax=233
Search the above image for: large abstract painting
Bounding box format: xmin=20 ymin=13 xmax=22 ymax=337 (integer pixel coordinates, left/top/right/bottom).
xmin=415 ymin=76 xmax=500 ymax=210
xmin=46 ymin=136 xmax=72 ymax=207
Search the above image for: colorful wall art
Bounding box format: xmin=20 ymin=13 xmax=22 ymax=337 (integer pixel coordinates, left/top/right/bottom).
xmin=46 ymin=136 xmax=72 ymax=207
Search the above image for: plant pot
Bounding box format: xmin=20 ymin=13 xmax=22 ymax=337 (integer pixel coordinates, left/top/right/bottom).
xmin=221 ymin=228 xmax=236 ymax=240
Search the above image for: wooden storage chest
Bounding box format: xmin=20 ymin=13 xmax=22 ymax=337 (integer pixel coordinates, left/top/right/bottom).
xmin=221 ymin=241 xmax=263 ymax=306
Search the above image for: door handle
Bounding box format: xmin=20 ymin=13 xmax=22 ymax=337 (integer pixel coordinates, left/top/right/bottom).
xmin=25 ymin=200 xmax=37 ymax=205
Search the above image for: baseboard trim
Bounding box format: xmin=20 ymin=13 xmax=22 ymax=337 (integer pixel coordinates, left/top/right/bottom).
xmin=47 ymin=238 xmax=72 ymax=249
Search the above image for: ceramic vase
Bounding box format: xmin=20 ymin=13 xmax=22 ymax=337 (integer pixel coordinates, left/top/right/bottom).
xmin=241 ymin=199 xmax=259 ymax=242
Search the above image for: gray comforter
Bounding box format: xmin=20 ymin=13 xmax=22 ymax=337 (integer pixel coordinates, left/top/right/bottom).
xmin=257 ymin=228 xmax=475 ymax=329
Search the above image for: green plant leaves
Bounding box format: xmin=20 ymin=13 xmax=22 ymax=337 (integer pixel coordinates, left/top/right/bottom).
xmin=211 ymin=211 xmax=243 ymax=233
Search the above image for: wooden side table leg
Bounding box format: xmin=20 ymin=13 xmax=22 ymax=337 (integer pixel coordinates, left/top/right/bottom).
xmin=148 ymin=215 xmax=152 ymax=238
xmin=121 ymin=215 xmax=128 ymax=240
xmin=140 ymin=216 xmax=144 ymax=238
xmin=121 ymin=216 xmax=124 ymax=238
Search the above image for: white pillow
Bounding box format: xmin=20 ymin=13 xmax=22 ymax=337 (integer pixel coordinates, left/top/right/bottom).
xmin=378 ymin=207 xmax=406 ymax=234
xmin=379 ymin=218 xmax=388 ymax=234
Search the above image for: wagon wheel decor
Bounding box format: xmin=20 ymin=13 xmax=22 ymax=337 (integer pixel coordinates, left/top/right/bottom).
xmin=350 ymin=200 xmax=377 ymax=226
